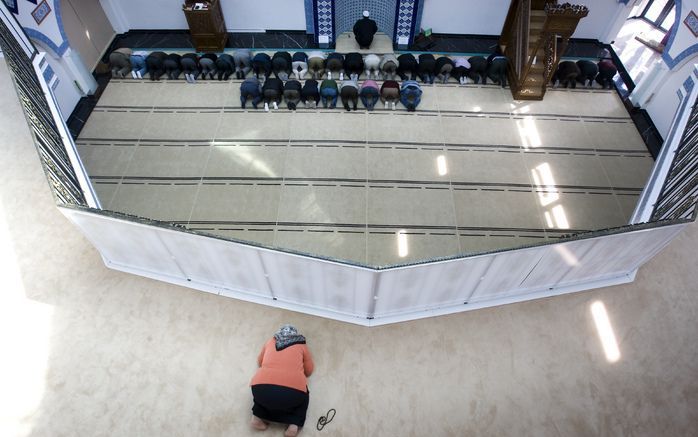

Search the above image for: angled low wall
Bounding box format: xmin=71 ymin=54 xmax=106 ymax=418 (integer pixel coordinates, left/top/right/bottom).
xmin=60 ymin=206 xmax=686 ymax=326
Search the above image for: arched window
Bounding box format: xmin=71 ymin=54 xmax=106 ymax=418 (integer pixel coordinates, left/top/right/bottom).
xmin=639 ymin=0 xmax=676 ymax=32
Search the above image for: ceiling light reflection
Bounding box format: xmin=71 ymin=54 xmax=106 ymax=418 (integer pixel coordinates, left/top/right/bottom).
xmin=552 ymin=205 xmax=570 ymax=229
xmin=516 ymin=116 xmax=541 ymax=149
xmin=437 ymin=155 xmax=448 ymax=176
xmin=544 ymin=211 xmax=554 ymax=228
xmin=215 ymin=145 xmax=277 ymax=177
xmin=397 ymin=230 xmax=409 ymax=258
xmin=591 ymin=301 xmax=621 ymax=363
xmin=531 ymin=163 xmax=559 ymax=206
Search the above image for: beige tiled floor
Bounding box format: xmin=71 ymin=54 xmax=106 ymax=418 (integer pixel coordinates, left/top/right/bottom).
xmin=2 ymin=58 xmax=697 ymax=437
xmin=77 ymin=80 xmax=654 ymax=266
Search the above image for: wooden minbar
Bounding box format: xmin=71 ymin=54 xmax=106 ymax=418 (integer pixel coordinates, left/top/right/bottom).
xmin=499 ymin=0 xmax=588 ymax=100
xmin=182 ymin=0 xmax=227 ymax=52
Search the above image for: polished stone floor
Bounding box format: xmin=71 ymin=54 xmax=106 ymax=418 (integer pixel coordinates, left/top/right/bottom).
xmin=76 ymin=77 xmax=653 ymax=267
xmin=2 ymin=58 xmax=697 ymax=437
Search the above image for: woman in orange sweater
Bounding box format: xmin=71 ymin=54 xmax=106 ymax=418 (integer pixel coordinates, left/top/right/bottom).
xmin=250 ymin=325 xmax=314 ymax=437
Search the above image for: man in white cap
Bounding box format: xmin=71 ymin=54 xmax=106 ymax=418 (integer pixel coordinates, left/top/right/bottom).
xmin=353 ymin=10 xmax=378 ymax=49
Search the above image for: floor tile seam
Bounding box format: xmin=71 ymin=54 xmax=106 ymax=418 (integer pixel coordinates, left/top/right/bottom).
xmin=183 ymin=84 xmax=229 ymax=227
xmin=270 ymin=110 xmax=293 ymax=250
xmin=518 ymin=101 xmax=553 ymax=243
xmin=90 ymin=105 xmax=633 ymax=122
xmin=87 ymin=178 xmax=645 ymax=198
xmin=108 ymin=83 xmax=164 ymax=210
xmin=435 ymin=83 xmax=463 ymax=254
xmin=75 ymin=138 xmax=651 ymax=156
xmin=181 ymin=220 xmax=566 ymax=234
xmin=364 ymin=108 xmax=369 ymax=264
xmin=579 ymin=116 xmax=631 ymax=224
xmin=528 ymin=100 xmax=641 ymax=236
xmin=518 ymin=148 xmax=641 ymax=190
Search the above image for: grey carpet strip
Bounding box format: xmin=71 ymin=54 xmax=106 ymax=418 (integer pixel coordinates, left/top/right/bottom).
xmin=76 ymin=138 xmax=651 ymax=156
xmin=177 ymin=220 xmax=587 ymax=235
xmin=91 ymin=176 xmax=644 ymax=193
xmin=92 ymin=105 xmax=632 ymax=121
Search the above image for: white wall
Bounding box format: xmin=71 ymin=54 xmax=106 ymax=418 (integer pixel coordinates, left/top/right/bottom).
xmin=419 ymin=0 xmax=511 ymax=36
xmin=574 ymin=0 xmax=632 ymax=41
xmin=665 ymin=0 xmax=698 ymax=62
xmin=225 ymin=0 xmax=306 ymax=32
xmin=633 ymin=0 xmax=698 ymax=138
xmin=61 ymin=0 xmax=115 ymax=70
xmin=10 ymin=0 xmax=67 ymax=54
xmin=419 ymin=0 xmax=631 ymax=41
xmin=102 ymin=0 xmax=306 ymax=32
xmin=645 ymin=60 xmax=697 ymax=137
xmin=37 ymin=48 xmax=82 ymax=116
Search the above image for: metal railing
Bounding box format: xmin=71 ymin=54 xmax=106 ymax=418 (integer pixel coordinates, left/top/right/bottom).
xmin=652 ymin=95 xmax=698 ymax=221
xmin=0 ymin=4 xmax=98 ymax=208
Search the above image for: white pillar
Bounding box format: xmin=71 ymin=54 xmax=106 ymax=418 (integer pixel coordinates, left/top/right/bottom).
xmin=629 ymin=59 xmax=669 ymax=107
xmin=99 ymin=0 xmax=129 ymax=34
xmin=62 ymin=47 xmax=98 ymax=95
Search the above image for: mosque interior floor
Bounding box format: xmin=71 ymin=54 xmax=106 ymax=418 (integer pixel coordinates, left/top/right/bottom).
xmin=335 ymin=32 xmax=394 ymax=53
xmin=76 ymin=79 xmax=654 ymax=267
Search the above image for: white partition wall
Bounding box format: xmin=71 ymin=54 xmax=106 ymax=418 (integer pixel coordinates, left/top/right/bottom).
xmin=369 ymin=225 xmax=684 ymax=324
xmin=60 ymin=207 xmax=686 ymax=326
xmin=260 ymin=251 xmax=376 ymax=318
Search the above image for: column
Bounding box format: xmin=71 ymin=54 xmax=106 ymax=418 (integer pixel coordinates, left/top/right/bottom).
xmin=314 ymin=0 xmax=335 ymax=48
xmin=394 ymin=0 xmax=421 ymax=50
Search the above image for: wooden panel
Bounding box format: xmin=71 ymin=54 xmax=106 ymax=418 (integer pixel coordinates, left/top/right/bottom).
xmin=183 ymin=0 xmax=227 ymax=52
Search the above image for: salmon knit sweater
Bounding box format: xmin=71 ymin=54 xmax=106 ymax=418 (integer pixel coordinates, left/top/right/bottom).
xmin=250 ymin=338 xmax=314 ymax=393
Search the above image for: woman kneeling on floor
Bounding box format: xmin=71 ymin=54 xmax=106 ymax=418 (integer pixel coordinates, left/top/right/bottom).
xmin=250 ymin=325 xmax=314 ymax=437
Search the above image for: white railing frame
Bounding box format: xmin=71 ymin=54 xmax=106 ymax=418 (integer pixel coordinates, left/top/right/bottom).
xmin=632 ymin=65 xmax=698 ymax=224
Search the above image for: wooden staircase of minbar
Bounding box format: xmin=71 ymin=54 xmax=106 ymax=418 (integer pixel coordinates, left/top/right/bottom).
xmin=499 ymin=0 xmax=589 ymax=100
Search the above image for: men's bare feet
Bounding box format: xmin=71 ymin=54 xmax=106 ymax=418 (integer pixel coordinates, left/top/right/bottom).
xmin=284 ymin=424 xmax=299 ymax=437
xmin=250 ymin=416 xmax=268 ymax=430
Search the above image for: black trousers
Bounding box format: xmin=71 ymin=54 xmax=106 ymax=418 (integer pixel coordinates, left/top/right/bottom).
xmin=252 ymin=384 xmax=309 ymax=427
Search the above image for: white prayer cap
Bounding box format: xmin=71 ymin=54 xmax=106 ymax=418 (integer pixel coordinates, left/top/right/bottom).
xmin=363 ymin=10 xmax=370 ymax=17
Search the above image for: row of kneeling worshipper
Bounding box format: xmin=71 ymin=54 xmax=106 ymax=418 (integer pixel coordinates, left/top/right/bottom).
xmin=551 ymin=52 xmax=618 ymax=89
xmin=240 ymin=78 xmax=424 ymax=112
xmin=108 ymin=48 xmax=511 ymax=86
